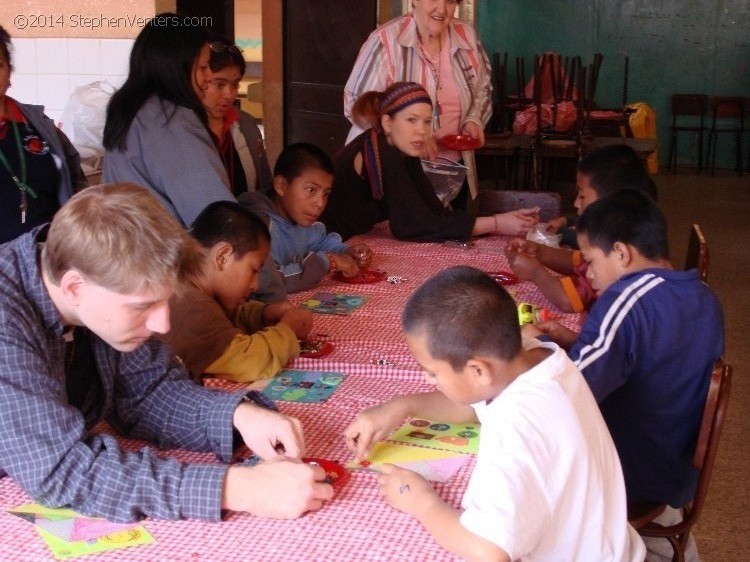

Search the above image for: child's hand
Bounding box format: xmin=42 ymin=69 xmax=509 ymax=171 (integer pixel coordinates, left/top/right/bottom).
xmin=279 ymin=308 xmax=313 ymax=339
xmin=343 ymin=400 xmax=410 ymax=462
xmin=521 ymin=324 xmax=545 ymax=338
xmin=505 ymin=237 xmax=540 ymax=258
xmin=330 ymin=253 xmax=359 ymax=277
xmin=377 ymin=464 xmax=438 ymax=517
xmin=506 ymin=250 xmax=545 ymax=282
xmin=535 ymin=320 xmax=578 ymax=350
xmin=346 ymin=243 xmax=373 ymax=268
xmin=262 ymin=301 xmax=294 ymax=326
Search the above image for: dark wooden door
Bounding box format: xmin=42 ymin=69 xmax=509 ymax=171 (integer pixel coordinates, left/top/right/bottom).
xmin=283 ymin=1 xmax=377 ymax=155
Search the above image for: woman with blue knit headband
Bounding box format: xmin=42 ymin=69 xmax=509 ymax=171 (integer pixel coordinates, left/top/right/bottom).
xmin=320 ymin=82 xmax=538 ymax=242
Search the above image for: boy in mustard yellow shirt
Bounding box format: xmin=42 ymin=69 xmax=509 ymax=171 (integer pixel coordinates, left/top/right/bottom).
xmin=161 ymin=201 xmax=312 ymax=382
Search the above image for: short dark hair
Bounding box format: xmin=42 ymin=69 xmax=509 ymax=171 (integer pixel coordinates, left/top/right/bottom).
xmin=578 ymin=144 xmax=657 ymax=201
xmin=190 ymin=200 xmax=270 ymax=257
xmin=0 ymin=26 xmax=12 ymax=70
xmin=274 ymin=142 xmax=334 ymax=182
xmin=402 ymin=266 xmax=521 ymax=370
xmin=207 ymin=36 xmax=245 ymax=75
xmin=577 ymin=189 xmax=669 ymax=260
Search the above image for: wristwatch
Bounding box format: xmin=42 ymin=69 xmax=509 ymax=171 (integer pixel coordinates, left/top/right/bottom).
xmin=240 ymin=390 xmax=278 ymax=412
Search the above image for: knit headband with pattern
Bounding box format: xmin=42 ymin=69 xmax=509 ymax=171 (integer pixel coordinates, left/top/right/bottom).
xmin=365 ymin=82 xmax=432 ymax=201
xmin=378 ymin=82 xmax=432 ymax=118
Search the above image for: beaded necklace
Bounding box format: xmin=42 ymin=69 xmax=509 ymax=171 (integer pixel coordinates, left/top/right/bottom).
xmin=419 ymin=37 xmax=443 ymax=130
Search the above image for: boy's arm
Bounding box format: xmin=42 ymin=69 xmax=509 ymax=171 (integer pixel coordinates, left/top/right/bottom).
xmin=344 ymin=392 xmax=477 ymax=462
xmin=231 ymin=300 xmax=267 ymax=333
xmin=568 ymin=291 xmax=636 ymax=402
xmin=203 ymin=327 xmax=300 ymax=383
xmin=506 ymin=252 xmax=578 ymax=313
xmin=379 ymin=465 xmax=509 ymax=562
xmin=278 ymin=252 xmax=331 ymax=293
xmin=515 ymin=240 xmax=577 ymax=274
xmin=536 ymin=245 xmax=578 ymax=274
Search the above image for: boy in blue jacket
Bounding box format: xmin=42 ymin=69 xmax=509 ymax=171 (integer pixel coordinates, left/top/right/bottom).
xmin=240 ymin=143 xmax=372 ymax=296
xmin=528 ymin=189 xmax=724 ymax=561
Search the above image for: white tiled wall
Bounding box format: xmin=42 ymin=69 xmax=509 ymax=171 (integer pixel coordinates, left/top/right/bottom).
xmin=7 ymin=37 xmax=133 ymax=126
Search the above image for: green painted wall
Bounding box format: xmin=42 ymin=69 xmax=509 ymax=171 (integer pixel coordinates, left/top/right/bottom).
xmin=477 ymin=0 xmax=750 ymax=169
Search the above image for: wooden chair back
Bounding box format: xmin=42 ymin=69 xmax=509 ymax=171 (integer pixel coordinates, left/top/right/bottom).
xmin=684 ymin=224 xmax=709 ymax=283
xmin=629 ymin=360 xmax=732 ymax=561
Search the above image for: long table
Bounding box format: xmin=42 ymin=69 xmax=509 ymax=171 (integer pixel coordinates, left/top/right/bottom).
xmin=0 ymin=223 xmax=583 ymax=561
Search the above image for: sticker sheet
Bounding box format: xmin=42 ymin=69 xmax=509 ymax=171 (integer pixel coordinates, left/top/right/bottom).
xmin=388 ymin=418 xmax=480 ymax=454
xmin=261 ymin=369 xmax=345 ymax=403
xmin=299 ymin=292 xmax=367 ymax=315
xmin=346 ymin=443 xmax=470 ymax=483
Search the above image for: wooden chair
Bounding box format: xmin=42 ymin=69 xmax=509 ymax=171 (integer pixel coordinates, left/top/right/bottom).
xmin=477 ymin=189 xmax=561 ymax=223
xmin=668 ymin=94 xmax=708 ymax=174
xmin=684 ymin=224 xmax=709 ymax=283
xmin=530 ymin=55 xmax=585 ymax=189
xmin=628 ymin=359 xmax=732 ymax=562
xmin=706 ymin=95 xmax=745 ymax=177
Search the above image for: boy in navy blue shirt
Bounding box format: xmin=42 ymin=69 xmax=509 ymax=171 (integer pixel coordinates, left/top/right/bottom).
xmin=528 ymin=189 xmax=724 ymax=561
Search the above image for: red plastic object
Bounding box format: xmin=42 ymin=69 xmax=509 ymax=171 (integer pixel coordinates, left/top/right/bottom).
xmin=486 ymin=270 xmax=519 ymax=286
xmin=303 ymin=458 xmax=351 ymax=492
xmin=298 ymin=339 xmax=334 ymax=359
xmin=438 ymin=134 xmax=482 ymax=151
xmin=335 ymin=268 xmax=387 ymax=284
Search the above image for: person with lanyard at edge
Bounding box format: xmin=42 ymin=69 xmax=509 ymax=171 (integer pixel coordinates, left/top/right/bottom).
xmin=0 ymin=25 xmax=86 ymax=245
xmin=343 ymin=0 xmax=492 ymax=209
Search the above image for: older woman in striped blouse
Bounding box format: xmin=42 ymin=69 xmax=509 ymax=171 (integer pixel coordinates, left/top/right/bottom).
xmin=344 ymin=0 xmax=492 ymax=207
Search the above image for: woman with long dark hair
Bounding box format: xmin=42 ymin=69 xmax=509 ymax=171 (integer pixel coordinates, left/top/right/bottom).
xmin=103 ymin=14 xmax=233 ymax=227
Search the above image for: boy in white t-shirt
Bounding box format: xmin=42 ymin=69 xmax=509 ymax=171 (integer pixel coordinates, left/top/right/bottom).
xmin=344 ymin=266 xmax=645 ymax=561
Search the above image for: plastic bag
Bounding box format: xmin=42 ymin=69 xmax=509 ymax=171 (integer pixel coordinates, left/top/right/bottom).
xmin=513 ymin=101 xmax=578 ymax=135
xmin=60 ymin=81 xmax=116 ymax=171
xmin=421 ymin=157 xmax=468 ymax=207
xmin=526 ymin=223 xmax=562 ymax=248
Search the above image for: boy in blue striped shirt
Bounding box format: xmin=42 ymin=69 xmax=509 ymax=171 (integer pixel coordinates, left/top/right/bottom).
xmin=527 ymin=189 xmax=723 ymax=561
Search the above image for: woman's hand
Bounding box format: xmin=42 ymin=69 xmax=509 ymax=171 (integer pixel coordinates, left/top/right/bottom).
xmin=460 ymin=121 xmax=485 ymax=147
xmin=493 ymin=208 xmax=539 ymax=237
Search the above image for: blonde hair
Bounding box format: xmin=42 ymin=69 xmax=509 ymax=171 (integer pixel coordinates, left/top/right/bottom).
xmin=42 ymin=183 xmax=202 ymax=293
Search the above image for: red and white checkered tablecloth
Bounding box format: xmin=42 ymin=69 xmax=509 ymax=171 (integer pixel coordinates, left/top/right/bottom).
xmin=0 ymin=223 xmax=583 ymax=561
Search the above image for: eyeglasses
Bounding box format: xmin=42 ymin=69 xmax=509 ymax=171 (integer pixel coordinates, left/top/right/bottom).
xmin=209 ymin=41 xmax=243 ymax=56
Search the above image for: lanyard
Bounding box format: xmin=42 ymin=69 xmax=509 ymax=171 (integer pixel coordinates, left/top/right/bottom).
xmin=0 ymin=119 xmax=38 ymax=223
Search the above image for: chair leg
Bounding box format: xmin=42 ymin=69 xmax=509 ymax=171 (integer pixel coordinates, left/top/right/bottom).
xmin=737 ymin=131 xmax=743 ymax=177
xmin=668 ymin=130 xmax=677 ymax=173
